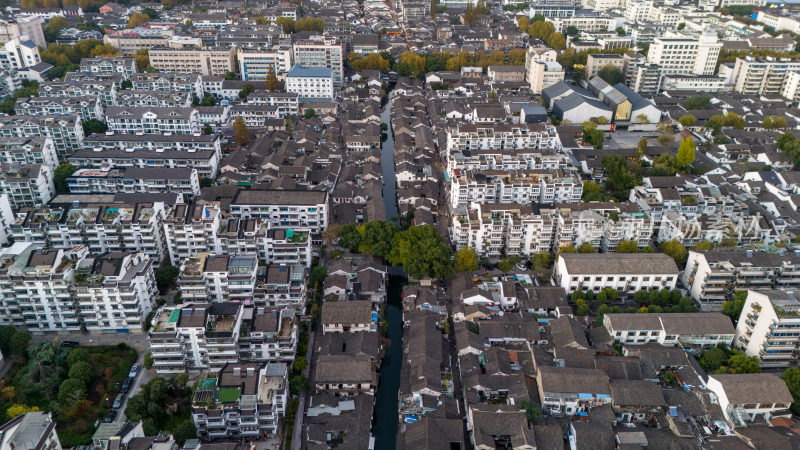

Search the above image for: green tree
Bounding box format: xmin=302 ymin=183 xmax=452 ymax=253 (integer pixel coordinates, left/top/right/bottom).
xmin=127 ymin=12 xmax=150 ymax=28
xmin=338 ymin=224 xmax=362 ymax=251
xmin=700 ymin=347 xmax=728 ymax=371
xmin=597 ymin=65 xmax=624 ymax=85
xmin=518 ymin=400 xmax=542 ymax=425
xmin=199 ymin=93 xmax=216 ymax=106
xmin=66 ymin=347 xmax=89 ymax=367
xmin=577 ymin=242 xmax=596 ymax=253
xmin=265 ymin=66 xmax=279 ymax=92
xmin=530 ymin=252 xmax=550 ymax=273
xmin=581 ymin=181 xmax=608 ymax=201
xmin=238 ymin=83 xmax=254 ymax=99
xmin=144 ymin=351 xmax=153 ymax=370
xmin=692 ymin=240 xmax=714 ymax=251
xmin=660 ymin=240 xmax=687 ymax=268
xmin=68 ymin=360 xmax=94 ymax=386
xmin=722 ymin=291 xmax=747 ymax=324
xmin=9 ymin=331 xmax=30 ymax=356
xmin=498 ymin=259 xmax=512 ymax=273
xmin=615 ymin=240 xmax=639 ymax=253
xmin=454 ymin=247 xmax=478 ymax=273
xmin=394 ymin=51 xmax=426 ymax=78
xmin=58 ymin=378 xmax=86 ymax=404
xmin=677 ymin=137 xmax=695 ymax=167
xmin=389 ymin=225 xmax=453 ymax=279
xmin=678 ymin=114 xmax=696 ymax=127
xmin=233 ymin=116 xmax=249 ymax=146
xmin=303 ymin=108 xmax=316 ymax=119
xmin=684 ymin=95 xmax=710 ymax=110
xmin=6 ymin=404 xmax=38 ymax=419
xmin=44 ymin=16 xmax=69 ymax=43
xmin=53 ymin=163 xmax=76 ymax=194
xmin=577 ymin=303 xmax=590 ymax=316
xmin=82 ymin=119 xmax=107 ymax=135
xmin=154 ymin=265 xmax=179 ymax=293
xmin=636 ymin=137 xmax=647 ymax=159
xmin=289 ymin=375 xmax=309 ymax=395
xmin=293 ymin=356 xmax=307 ymax=373
xmin=172 ymin=421 xmax=196 ymax=447
xmin=720 ymin=351 xmax=760 ymax=374
xmin=546 ymin=32 xmax=566 ymax=50
xmin=781 ymin=368 xmax=800 ymax=414
xmin=358 ymin=221 xmax=399 ymax=258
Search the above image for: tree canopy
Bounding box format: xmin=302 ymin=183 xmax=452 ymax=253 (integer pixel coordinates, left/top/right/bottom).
xmin=597 ymin=65 xmax=624 ymax=85
xmin=454 ymin=247 xmax=478 ymax=273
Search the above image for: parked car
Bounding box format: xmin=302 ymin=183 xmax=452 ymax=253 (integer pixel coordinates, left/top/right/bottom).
xmin=103 ymin=410 xmax=117 ymax=423
xmin=61 ymin=341 xmax=79 ymax=348
xmin=121 ymin=377 xmax=132 ymax=394
xmin=112 ymin=393 xmax=124 ymax=409
xmin=128 ymin=363 xmax=139 ymax=379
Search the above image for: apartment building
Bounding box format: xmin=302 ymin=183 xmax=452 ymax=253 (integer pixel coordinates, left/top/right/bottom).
xmin=178 ymin=253 xmax=258 ymax=304
xmin=555 ymin=253 xmax=679 ymax=295
xmin=683 ymin=251 xmax=800 ymax=311
xmin=131 ymin=72 xmax=203 ymax=97
xmin=230 ymin=189 xmax=328 ymax=235
xmin=586 ymin=53 xmax=625 ymax=79
xmin=260 ymin=264 xmax=307 ymax=308
xmin=0 ymin=244 xmax=84 ymax=331
xmin=39 ymin=77 xmax=118 ymax=106
xmin=729 ymin=56 xmax=800 ymax=96
xmin=79 ymin=56 xmax=137 ymax=79
xmin=238 ymin=47 xmax=293 ymax=81
xmin=14 ymin=96 xmax=104 ymax=122
xmin=756 ymin=10 xmax=800 ymax=34
xmin=646 ymin=32 xmax=722 ymax=76
xmin=0 ymin=115 xmax=84 ymax=159
xmin=72 ymin=251 xmax=158 ymax=332
xmin=446 ymin=123 xmax=556 ymax=153
xmin=527 ymin=61 xmax=565 ymax=95
xmin=447 ymin=147 xmax=566 ymax=174
xmin=149 ymin=302 xmax=244 ymax=373
xmin=103 ymin=33 xmax=170 ymax=54
xmin=550 ymin=12 xmax=618 ymax=33
xmin=248 ymin=91 xmax=300 ymax=117
xmin=240 ymin=307 xmax=297 ymax=364
xmin=0 ymin=37 xmax=40 ymax=70
xmin=264 ymin=229 xmax=312 ymax=268
xmin=451 ymin=203 xmax=556 ymax=257
xmin=0 ymin=163 xmax=54 ymax=209
xmin=148 ymin=46 xmax=237 ymax=76
xmin=604 ymin=313 xmax=734 ymax=348
xmin=536 ymin=366 xmax=611 ymax=415
xmin=192 ymin=363 xmax=288 ymax=438
xmin=164 ymin=203 xmax=222 ymax=265
xmin=0 ymin=411 xmax=62 ymax=450
xmin=69 ymin=148 xmax=220 ymax=179
xmin=707 ymin=373 xmax=792 ymax=427
xmin=0 ymin=16 xmax=46 ymax=47
xmin=529 ymin=0 xmax=576 ymax=18
xmin=449 ymin=169 xmax=582 ymax=207
xmin=735 ymin=290 xmax=800 ymax=368
xmin=0 ymin=195 xmax=14 ymax=245
xmin=553 ymin=203 xmax=653 ymax=252
xmin=292 ymin=35 xmax=344 ymax=86
xmin=67 ymin=167 xmax=201 ymax=196
xmin=105 ymin=107 xmax=200 ymax=135
xmin=285 ymin=64 xmax=334 ymax=101
xmin=10 ymin=199 xmax=169 ymax=266
xmin=80 ymin=132 xmax=221 ymax=160
xmin=115 ymin=90 xmax=192 ymax=108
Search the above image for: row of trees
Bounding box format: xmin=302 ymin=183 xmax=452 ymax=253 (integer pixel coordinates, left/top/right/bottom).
xmin=275 ymin=17 xmax=324 ymax=34
xmin=337 ymin=221 xmax=453 ymax=279
xmin=387 ymin=49 xmax=528 ymax=78
xmin=40 ymin=40 xmax=118 ymax=79
xmin=517 ymin=15 xmax=565 ymax=50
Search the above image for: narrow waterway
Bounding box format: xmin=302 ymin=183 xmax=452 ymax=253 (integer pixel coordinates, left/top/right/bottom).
xmin=373 ymin=94 xmax=405 ymax=450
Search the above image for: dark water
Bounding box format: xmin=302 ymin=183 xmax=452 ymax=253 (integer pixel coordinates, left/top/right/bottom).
xmin=373 ymin=97 xmax=406 ymax=449
xmin=372 ymin=278 xmax=404 ymax=450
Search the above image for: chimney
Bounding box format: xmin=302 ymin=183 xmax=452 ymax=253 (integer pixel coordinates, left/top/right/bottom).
xmin=246 ymin=367 xmax=254 ymax=377
xmin=233 ymin=367 xmax=241 ymax=377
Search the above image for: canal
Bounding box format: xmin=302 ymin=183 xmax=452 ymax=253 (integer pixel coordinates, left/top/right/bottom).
xmin=373 ymin=93 xmax=406 ymax=449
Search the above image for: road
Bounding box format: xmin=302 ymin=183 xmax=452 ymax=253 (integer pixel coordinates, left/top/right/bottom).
xmin=115 ymin=350 xmax=152 ymax=423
